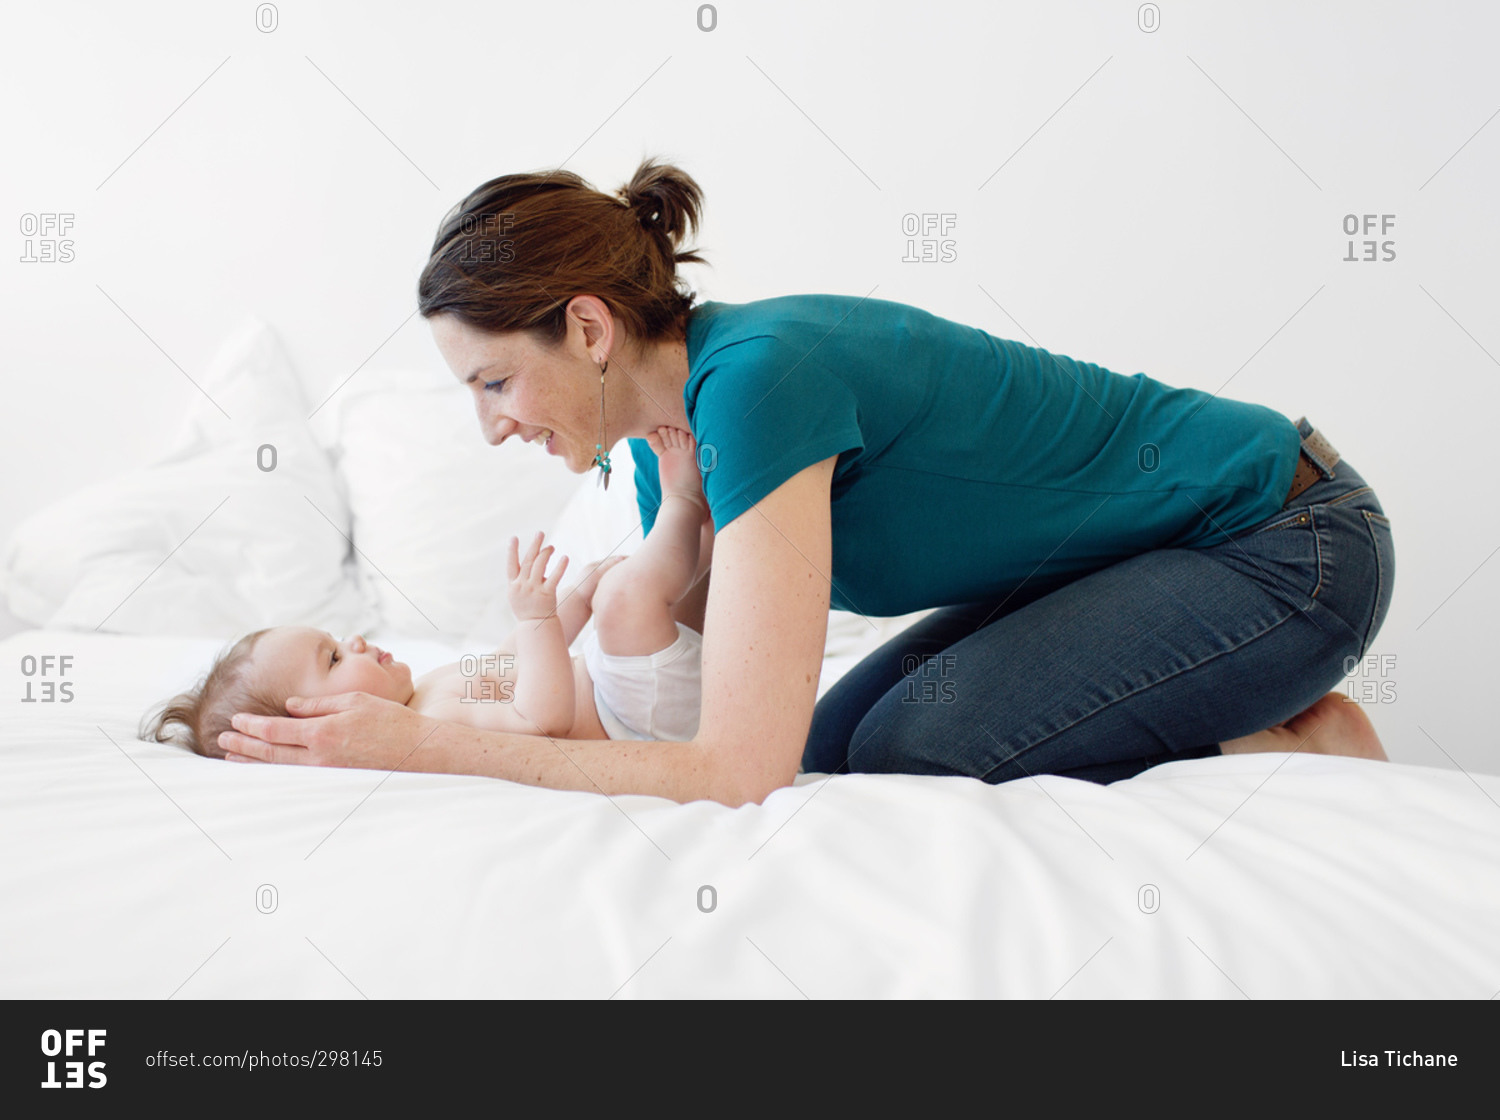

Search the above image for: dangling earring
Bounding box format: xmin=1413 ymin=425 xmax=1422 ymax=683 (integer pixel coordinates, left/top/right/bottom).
xmin=591 ymin=358 xmax=611 ymax=490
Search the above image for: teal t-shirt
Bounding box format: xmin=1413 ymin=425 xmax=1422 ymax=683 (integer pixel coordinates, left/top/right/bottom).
xmin=629 ymin=294 xmax=1301 ymax=618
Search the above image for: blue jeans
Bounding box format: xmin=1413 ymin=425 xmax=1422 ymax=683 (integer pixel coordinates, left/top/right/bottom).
xmin=803 ymin=418 xmax=1396 ymax=784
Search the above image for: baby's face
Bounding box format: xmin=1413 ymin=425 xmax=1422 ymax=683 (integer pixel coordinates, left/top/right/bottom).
xmin=252 ymin=627 xmax=415 ymax=706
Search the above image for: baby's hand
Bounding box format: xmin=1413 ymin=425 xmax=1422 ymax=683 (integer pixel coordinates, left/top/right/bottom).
xmin=507 ymin=531 xmax=569 ymax=621
xmin=646 ymin=425 xmax=708 ymax=518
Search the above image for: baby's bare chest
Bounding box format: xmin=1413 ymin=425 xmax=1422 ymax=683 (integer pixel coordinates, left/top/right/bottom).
xmin=410 ymin=655 xmax=603 ymax=737
xmin=413 ymin=653 xmax=532 ymax=706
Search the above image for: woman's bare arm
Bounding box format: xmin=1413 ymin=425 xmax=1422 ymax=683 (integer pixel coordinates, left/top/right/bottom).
xmin=218 ymin=458 xmax=837 ymax=807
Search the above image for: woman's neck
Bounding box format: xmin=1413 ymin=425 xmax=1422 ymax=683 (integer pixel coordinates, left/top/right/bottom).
xmin=619 ymin=330 xmax=692 ymax=436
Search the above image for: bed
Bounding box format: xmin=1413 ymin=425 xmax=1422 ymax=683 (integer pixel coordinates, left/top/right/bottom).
xmin=4 ymin=320 xmax=1498 ymax=998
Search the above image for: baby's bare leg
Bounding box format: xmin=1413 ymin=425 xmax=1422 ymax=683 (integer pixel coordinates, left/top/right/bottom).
xmin=592 ymin=426 xmax=707 ymax=657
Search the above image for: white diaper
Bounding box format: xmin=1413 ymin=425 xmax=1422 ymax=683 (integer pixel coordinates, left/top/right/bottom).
xmin=580 ymin=622 xmax=703 ymax=741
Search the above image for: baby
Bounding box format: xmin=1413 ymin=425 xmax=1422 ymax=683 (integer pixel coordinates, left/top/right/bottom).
xmin=142 ymin=426 xmax=712 ymax=755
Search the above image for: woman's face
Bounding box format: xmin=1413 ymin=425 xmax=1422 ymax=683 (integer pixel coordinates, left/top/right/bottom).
xmin=429 ymin=308 xmax=605 ymax=474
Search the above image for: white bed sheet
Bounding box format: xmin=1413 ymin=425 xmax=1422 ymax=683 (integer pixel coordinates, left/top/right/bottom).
xmin=4 ymin=629 xmax=1499 ymax=998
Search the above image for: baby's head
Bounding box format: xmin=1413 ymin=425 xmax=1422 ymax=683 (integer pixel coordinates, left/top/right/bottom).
xmin=141 ymin=627 xmax=414 ymax=758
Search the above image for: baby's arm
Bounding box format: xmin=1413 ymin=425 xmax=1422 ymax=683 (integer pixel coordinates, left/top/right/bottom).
xmin=502 ymin=531 xmax=575 ymax=736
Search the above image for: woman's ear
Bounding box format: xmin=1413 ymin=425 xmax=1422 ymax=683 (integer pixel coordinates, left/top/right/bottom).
xmin=565 ymin=294 xmax=615 ymax=362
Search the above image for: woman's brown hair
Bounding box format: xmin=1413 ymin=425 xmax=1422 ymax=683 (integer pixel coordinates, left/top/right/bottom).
xmin=416 ymin=156 xmax=708 ymax=345
xmin=139 ymin=629 xmax=284 ymax=759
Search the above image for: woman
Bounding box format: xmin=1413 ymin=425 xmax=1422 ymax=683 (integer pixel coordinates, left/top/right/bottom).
xmin=219 ymin=158 xmax=1395 ymax=802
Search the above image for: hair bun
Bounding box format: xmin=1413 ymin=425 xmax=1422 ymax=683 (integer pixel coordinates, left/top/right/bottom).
xmin=616 ymin=157 xmax=703 ymax=248
xmin=630 ymin=195 xmax=663 ymax=228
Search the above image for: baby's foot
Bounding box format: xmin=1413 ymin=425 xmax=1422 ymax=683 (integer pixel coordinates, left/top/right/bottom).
xmin=647 ymin=426 xmax=708 ymax=517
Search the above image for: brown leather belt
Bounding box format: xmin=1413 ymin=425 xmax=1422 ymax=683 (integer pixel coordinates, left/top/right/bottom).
xmin=1283 ymin=417 xmax=1341 ymax=507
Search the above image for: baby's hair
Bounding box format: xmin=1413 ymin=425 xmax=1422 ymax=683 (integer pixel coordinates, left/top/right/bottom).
xmin=139 ymin=629 xmax=285 ymax=759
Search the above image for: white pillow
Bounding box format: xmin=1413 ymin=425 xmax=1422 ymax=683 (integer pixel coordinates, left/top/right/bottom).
xmin=0 ymin=318 xmax=371 ymax=637
xmin=325 ymin=367 xmax=583 ymax=644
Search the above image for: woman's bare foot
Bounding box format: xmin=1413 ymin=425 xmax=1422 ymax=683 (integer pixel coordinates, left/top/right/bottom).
xmin=1220 ymin=691 xmax=1388 ymax=761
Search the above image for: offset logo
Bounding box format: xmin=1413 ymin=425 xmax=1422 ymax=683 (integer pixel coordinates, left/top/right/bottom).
xmin=901 ymin=213 xmax=957 ymax=263
xmin=1343 ymin=214 xmax=1396 ymax=262
xmin=20 ymin=654 xmax=74 ymax=703
xmin=40 ymin=1029 xmax=106 ymax=1089
xmin=19 ymin=213 xmax=75 ymax=263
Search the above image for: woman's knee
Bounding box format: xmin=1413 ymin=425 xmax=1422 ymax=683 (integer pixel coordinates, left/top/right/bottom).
xmin=801 ymin=697 xmax=855 ymax=775
xmin=841 ymin=687 xmax=989 ymax=777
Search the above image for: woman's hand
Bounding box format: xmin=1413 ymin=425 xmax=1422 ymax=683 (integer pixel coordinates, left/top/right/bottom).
xmin=218 ymin=691 xmax=440 ymax=771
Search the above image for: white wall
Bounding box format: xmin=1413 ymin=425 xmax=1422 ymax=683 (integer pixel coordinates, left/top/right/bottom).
xmin=3 ymin=0 xmax=1497 ymax=772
